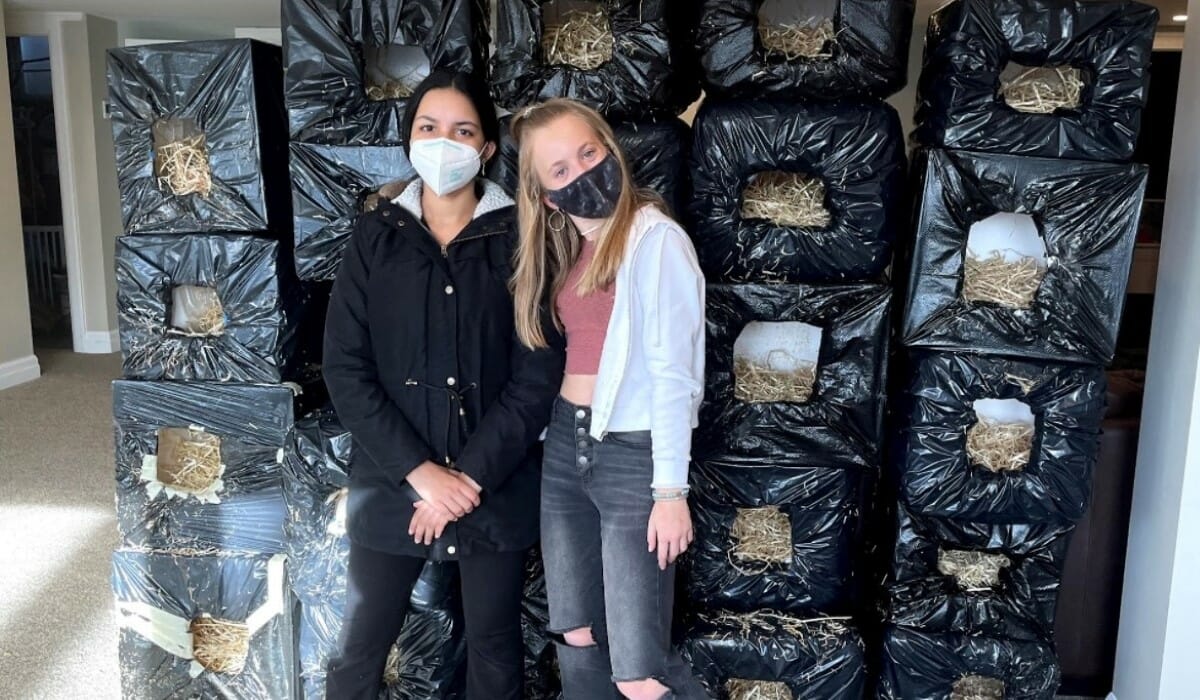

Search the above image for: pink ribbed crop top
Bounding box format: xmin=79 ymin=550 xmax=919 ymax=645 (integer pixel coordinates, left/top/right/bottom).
xmin=556 ymin=239 xmax=615 ymax=375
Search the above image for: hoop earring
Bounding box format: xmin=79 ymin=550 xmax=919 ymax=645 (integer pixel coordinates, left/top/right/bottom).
xmin=548 ymin=209 xmax=567 ymax=234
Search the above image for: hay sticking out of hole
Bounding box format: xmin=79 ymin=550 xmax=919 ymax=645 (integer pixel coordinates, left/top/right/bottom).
xmin=727 ymin=679 xmax=793 ymax=700
xmin=938 ymin=549 xmax=1011 ymax=591
xmin=758 ymin=18 xmax=836 ymax=60
xmin=952 ymin=674 xmax=1005 ymax=700
xmin=383 ymin=643 xmax=404 ymax=686
xmin=159 ymin=429 xmax=223 ymax=494
xmin=365 ymin=80 xmax=415 ymax=101
xmin=707 ymin=610 xmax=850 ymax=644
xmin=962 ymin=252 xmax=1046 ymax=308
xmin=742 ymin=172 xmax=832 ymax=229
xmin=543 ymin=8 xmax=613 ymax=70
xmin=729 ymin=506 xmax=792 ymax=574
xmin=155 ymin=135 xmax=213 ymax=198
xmin=967 ymin=418 xmax=1035 ymax=474
xmin=170 ymin=285 xmax=225 ymax=337
xmin=190 ymin=614 xmax=250 ymax=674
xmin=734 ymin=354 xmax=817 ymax=404
xmin=1001 ymin=66 xmax=1084 ymax=114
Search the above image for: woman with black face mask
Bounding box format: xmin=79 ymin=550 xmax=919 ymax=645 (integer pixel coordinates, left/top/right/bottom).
xmin=321 ymin=70 xmax=564 ymax=699
xmin=509 ymin=99 xmax=708 ymax=700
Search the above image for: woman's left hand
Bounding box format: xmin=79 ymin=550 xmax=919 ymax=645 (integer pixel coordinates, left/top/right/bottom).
xmin=410 ymin=500 xmax=455 ymax=545
xmin=647 ymin=500 xmax=694 ymax=570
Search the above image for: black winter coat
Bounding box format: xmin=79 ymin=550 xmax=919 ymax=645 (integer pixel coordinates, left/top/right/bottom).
xmin=323 ymin=181 xmax=564 ymax=557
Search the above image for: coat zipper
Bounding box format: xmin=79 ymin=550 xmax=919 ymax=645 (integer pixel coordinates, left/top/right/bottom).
xmin=415 ymin=219 xmax=503 ymax=259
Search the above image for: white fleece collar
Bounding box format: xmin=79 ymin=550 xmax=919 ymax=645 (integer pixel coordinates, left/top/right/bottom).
xmin=392 ymin=178 xmax=514 ymax=221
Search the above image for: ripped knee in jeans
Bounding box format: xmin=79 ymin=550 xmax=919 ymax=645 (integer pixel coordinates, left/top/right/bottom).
xmin=615 ymin=677 xmax=672 ymax=700
xmin=548 ymin=625 xmax=598 ymax=648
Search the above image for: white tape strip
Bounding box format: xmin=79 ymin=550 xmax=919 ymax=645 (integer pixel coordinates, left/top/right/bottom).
xmin=325 ymin=488 xmax=349 ymax=537
xmin=115 ymin=553 xmax=287 ymax=678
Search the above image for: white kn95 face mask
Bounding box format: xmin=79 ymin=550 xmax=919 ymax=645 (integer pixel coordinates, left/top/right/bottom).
xmin=409 ymin=137 xmax=483 ymax=196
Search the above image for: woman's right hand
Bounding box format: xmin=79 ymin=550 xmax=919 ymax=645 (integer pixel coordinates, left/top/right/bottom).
xmin=406 ymin=461 xmax=482 ymax=519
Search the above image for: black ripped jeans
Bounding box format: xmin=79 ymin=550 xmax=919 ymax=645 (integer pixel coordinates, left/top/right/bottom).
xmin=541 ymin=398 xmax=708 ymax=699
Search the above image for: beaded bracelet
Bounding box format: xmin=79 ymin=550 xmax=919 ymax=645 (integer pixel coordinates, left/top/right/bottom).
xmin=652 ymin=487 xmax=690 ymax=502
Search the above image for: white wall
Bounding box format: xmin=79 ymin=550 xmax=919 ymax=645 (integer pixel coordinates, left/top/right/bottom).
xmin=6 ymin=10 xmax=123 ymax=354
xmin=887 ymin=1 xmax=937 ymax=140
xmin=0 ymin=0 xmax=40 ymax=389
xmin=1112 ymin=1 xmax=1200 ymax=696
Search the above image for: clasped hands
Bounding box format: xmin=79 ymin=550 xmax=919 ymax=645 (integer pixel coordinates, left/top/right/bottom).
xmin=406 ymin=461 xmax=482 ymax=545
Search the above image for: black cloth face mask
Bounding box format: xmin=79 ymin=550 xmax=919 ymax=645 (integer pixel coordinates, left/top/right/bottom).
xmin=545 ymin=153 xmax=623 ymax=219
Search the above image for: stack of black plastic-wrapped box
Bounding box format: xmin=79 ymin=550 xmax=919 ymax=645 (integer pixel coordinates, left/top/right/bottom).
xmin=879 ymin=1 xmax=1157 ymax=697
xmin=676 ymin=1 xmax=913 ymax=697
xmin=105 ymin=39 xmax=324 ymax=699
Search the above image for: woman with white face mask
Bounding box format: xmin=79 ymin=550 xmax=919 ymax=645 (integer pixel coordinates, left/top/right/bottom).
xmin=322 ymin=70 xmax=565 ymax=699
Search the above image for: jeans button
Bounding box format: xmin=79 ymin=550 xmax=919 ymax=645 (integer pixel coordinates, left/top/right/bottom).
xmin=577 ymin=441 xmax=588 ymax=450
xmin=578 ymin=456 xmax=588 ymax=466
xmin=447 ymin=546 xmax=456 ymax=555
xmin=575 ymin=409 xmax=586 ymax=420
xmin=576 ymin=427 xmax=586 ymax=436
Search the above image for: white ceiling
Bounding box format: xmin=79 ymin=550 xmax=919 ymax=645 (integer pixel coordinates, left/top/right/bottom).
xmin=2 ymin=0 xmax=1190 ymax=31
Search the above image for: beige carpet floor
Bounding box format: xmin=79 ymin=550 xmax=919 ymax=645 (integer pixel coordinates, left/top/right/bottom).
xmin=0 ymin=349 xmax=122 ymax=699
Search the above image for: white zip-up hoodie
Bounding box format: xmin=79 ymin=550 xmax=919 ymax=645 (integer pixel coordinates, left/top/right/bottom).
xmin=589 ymin=204 xmax=706 ymax=489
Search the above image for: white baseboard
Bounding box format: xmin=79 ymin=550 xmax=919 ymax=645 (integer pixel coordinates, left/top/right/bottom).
xmin=0 ymin=354 xmax=41 ymax=390
xmin=80 ymin=329 xmax=119 ymax=354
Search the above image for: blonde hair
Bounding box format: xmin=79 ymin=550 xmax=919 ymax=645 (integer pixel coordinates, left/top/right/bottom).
xmin=510 ymin=99 xmax=665 ymax=349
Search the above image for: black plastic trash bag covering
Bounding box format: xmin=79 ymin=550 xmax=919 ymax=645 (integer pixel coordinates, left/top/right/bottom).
xmin=896 ymin=351 xmax=1107 ymax=524
xmin=283 ymin=0 xmax=488 ymax=144
xmin=113 ymin=380 xmax=295 ymax=553
xmin=914 ymin=0 xmax=1158 ymax=162
xmin=112 ymin=549 xmax=295 ymax=699
xmin=521 ymin=551 xmax=562 ymax=700
xmin=687 ymin=461 xmax=865 ymax=614
xmin=488 ymin=115 xmax=690 ymax=216
xmin=697 ymin=284 xmax=891 ymax=470
xmin=694 ymin=0 xmax=914 ymax=101
xmin=901 ymin=149 xmax=1148 ymax=365
xmin=283 ymin=408 xmax=353 ymax=604
xmin=889 ymin=504 xmax=1074 ymax=639
xmin=879 ymin=626 xmax=1060 ymax=700
xmin=106 ymin=39 xmax=291 ymax=235
xmin=490 ymin=0 xmax=678 ymax=117
xmin=290 ymin=142 xmax=416 ymax=281
xmin=687 ymin=99 xmax=906 ymax=283
xmin=116 ymin=234 xmax=324 ymax=384
xmin=682 ymin=612 xmax=867 ymax=699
